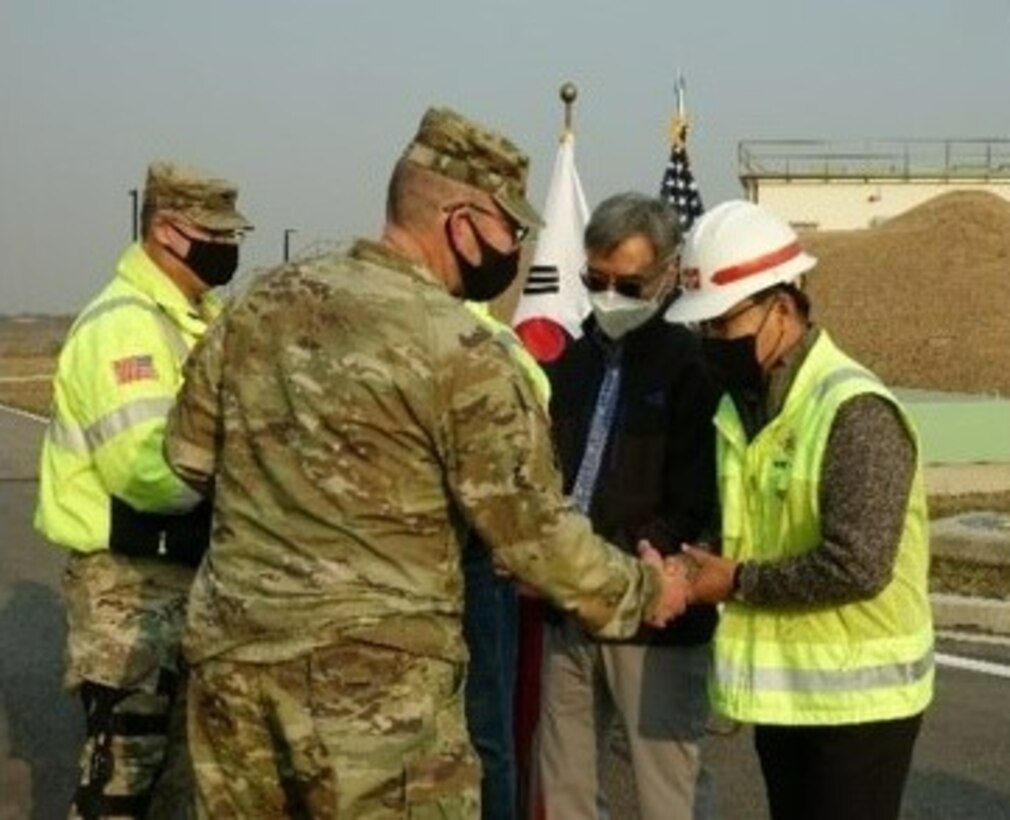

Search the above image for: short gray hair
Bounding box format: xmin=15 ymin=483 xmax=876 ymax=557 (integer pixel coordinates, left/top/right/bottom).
xmin=584 ymin=192 xmax=681 ymax=262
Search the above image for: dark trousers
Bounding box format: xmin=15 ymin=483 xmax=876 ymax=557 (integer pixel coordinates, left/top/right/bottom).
xmin=462 ymin=536 xmax=520 ymax=820
xmin=754 ymin=713 xmax=924 ymax=820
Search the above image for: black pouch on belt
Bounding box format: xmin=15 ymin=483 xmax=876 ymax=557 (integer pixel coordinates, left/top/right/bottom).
xmin=108 ymin=495 xmax=213 ymax=568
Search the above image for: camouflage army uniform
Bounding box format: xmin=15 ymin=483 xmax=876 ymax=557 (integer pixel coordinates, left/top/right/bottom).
xmin=62 ymin=553 xmax=196 ymax=819
xmin=35 ymin=161 xmax=251 ymax=819
xmin=165 ymin=109 xmax=663 ymax=819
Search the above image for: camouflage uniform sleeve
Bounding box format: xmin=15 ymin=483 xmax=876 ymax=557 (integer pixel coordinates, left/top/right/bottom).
xmin=164 ymin=315 xmax=226 ymax=494
xmin=436 ymin=329 xmax=662 ymax=639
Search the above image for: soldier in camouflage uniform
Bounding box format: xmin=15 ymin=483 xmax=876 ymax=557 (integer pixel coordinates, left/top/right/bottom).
xmin=34 ymin=162 xmax=252 ymax=818
xmin=165 ymin=106 xmax=690 ymax=819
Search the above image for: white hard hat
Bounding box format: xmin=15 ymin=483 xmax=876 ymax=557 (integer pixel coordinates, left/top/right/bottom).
xmin=665 ymin=199 xmax=817 ymax=324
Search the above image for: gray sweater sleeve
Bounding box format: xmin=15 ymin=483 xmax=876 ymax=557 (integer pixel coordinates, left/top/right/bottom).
xmin=739 ymin=394 xmax=916 ymax=606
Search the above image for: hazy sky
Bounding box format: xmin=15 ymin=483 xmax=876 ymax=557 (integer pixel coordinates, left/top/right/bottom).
xmin=2 ymin=0 xmax=1009 ymax=313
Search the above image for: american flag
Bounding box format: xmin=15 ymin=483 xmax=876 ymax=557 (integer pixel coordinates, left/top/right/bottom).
xmin=113 ymin=354 xmax=157 ymax=385
xmin=660 ymin=130 xmax=704 ymax=233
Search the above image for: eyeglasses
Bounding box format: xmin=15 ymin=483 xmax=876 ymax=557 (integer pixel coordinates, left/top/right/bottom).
xmin=580 ymin=266 xmax=659 ymax=299
xmin=448 ymin=202 xmax=529 ymax=247
xmin=699 ymin=299 xmax=767 ymax=338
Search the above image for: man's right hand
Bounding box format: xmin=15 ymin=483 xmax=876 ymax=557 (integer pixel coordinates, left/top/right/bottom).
xmin=681 ymin=544 xmax=737 ymax=605
xmin=638 ymin=541 xmax=690 ymax=628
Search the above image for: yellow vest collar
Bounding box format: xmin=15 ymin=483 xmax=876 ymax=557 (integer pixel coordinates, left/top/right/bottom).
xmin=116 ymin=243 xmax=221 ymax=326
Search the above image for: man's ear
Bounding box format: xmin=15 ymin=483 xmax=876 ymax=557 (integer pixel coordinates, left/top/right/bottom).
xmin=444 ymin=206 xmax=462 ymax=240
xmin=446 ymin=208 xmax=479 ymax=264
xmin=780 ymin=289 xmax=805 ymax=320
xmin=149 ymin=213 xmax=174 ymax=246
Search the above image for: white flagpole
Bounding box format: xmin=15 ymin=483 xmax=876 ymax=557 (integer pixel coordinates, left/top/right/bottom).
xmin=512 ymin=83 xmax=591 ymax=361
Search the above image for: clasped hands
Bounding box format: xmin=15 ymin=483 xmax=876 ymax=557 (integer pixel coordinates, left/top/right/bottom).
xmin=638 ymin=541 xmax=739 ymax=628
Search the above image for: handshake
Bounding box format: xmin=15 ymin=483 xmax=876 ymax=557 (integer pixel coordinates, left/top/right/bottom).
xmin=638 ymin=541 xmax=739 ymax=628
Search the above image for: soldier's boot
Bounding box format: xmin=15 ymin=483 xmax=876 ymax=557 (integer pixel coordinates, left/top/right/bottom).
xmin=70 ymin=679 xmax=175 ymax=819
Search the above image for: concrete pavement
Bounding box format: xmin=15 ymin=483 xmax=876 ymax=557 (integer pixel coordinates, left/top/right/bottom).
xmin=2 ymin=405 xmax=1009 ymax=819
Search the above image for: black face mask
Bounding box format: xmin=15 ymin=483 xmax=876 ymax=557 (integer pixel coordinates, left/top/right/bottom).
xmin=168 ymin=235 xmax=239 ymax=288
xmin=702 ymin=334 xmax=765 ymax=393
xmin=702 ymin=299 xmax=783 ymax=394
xmin=446 ymin=215 xmax=520 ymax=302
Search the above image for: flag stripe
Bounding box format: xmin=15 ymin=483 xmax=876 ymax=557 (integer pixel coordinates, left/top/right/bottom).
xmin=527 ymin=270 xmax=560 ymax=281
xmin=710 ymin=241 xmax=803 ymax=285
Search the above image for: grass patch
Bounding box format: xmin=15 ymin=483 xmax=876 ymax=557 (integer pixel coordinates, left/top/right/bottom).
xmin=0 ymin=382 xmax=52 ymax=415
xmin=931 ymin=556 xmax=1010 ymax=600
xmin=928 ymin=491 xmax=1010 ymax=519
xmin=1 ymin=352 xmax=55 ymax=415
xmin=927 ymin=494 xmax=1010 ymax=599
xmin=0 ymin=355 xmax=56 ymax=376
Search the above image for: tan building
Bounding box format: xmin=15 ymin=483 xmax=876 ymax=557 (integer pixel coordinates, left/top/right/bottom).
xmin=739 ymin=139 xmax=1010 ymax=230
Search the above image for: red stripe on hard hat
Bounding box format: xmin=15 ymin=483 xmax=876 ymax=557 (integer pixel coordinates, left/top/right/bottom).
xmin=710 ymin=241 xmax=803 ymax=286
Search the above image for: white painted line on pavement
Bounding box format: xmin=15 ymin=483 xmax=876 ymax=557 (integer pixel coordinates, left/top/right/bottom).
xmin=0 ymin=402 xmax=48 ymax=423
xmin=936 ymin=651 xmax=1010 ymax=679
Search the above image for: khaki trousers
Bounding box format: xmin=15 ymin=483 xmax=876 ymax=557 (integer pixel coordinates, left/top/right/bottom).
xmin=537 ymin=618 xmax=713 ymax=820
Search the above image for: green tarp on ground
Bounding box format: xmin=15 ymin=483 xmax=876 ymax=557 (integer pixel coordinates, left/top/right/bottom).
xmin=896 ymin=389 xmax=1010 ymax=465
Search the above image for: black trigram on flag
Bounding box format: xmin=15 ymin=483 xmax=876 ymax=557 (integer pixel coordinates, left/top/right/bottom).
xmin=660 ymin=142 xmax=704 ymax=233
xmin=523 ymin=264 xmax=560 ymax=295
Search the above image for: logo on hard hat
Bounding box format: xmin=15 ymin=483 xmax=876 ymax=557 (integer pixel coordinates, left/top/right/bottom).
xmin=681 ymin=267 xmax=701 ymax=291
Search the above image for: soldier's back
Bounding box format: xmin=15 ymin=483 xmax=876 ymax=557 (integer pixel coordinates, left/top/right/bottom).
xmin=185 ymin=240 xmax=497 ymax=665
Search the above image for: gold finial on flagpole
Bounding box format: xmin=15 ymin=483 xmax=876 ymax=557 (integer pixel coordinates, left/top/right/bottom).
xmin=669 ymin=73 xmax=688 ymax=149
xmin=560 ymin=82 xmax=578 ymax=136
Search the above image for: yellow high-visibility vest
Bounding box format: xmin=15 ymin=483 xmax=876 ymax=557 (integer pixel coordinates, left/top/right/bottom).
xmin=35 ymin=244 xmax=220 ymax=552
xmin=712 ymin=331 xmax=933 ymax=725
xmin=466 ymin=301 xmax=551 ymax=409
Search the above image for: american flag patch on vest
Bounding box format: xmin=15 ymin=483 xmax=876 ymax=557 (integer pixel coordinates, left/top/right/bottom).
xmin=113 ymin=354 xmax=157 ymax=385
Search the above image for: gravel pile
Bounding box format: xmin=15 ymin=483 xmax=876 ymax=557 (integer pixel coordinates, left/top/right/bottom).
xmin=803 ymin=191 xmax=1010 ymax=394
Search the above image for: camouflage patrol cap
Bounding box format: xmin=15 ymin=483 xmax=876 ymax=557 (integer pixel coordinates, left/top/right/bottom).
xmin=143 ymin=161 xmax=253 ymax=232
xmin=403 ymin=106 xmax=544 ymax=229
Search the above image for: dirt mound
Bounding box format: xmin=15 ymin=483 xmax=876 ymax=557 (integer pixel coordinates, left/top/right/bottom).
xmin=803 ymin=191 xmax=1010 ymax=394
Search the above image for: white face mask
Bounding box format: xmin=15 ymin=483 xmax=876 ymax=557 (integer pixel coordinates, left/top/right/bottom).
xmin=589 ymin=289 xmax=662 ymax=340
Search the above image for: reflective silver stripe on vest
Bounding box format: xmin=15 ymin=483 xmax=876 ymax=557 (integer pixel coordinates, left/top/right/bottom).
xmin=815 ymin=367 xmax=882 ymax=402
xmin=716 ymin=648 xmax=933 ymax=694
xmin=48 ymin=396 xmax=175 ymax=454
xmin=73 ymin=296 xmax=190 ymax=363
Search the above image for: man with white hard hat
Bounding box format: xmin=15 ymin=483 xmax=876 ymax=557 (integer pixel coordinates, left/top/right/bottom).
xmin=668 ymin=200 xmax=933 ymax=820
